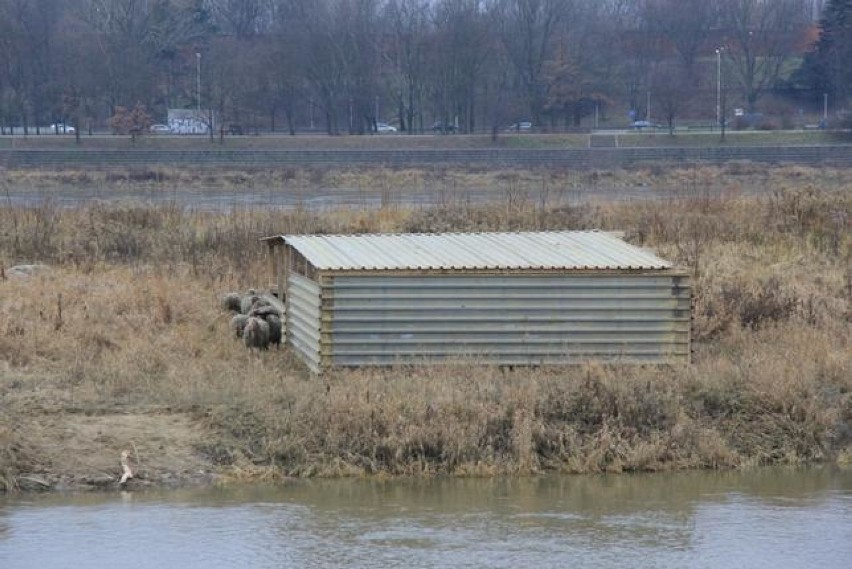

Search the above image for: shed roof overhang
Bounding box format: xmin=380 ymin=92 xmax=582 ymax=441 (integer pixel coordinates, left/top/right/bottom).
xmin=262 ymin=231 xmax=676 ymax=273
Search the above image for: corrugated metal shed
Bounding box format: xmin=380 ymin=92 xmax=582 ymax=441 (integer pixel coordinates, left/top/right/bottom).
xmin=280 ymin=231 xmax=670 ymax=271
xmin=263 ymin=231 xmax=691 ymax=373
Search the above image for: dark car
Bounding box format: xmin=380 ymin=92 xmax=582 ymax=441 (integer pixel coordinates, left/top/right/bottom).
xmin=505 ymin=121 xmax=533 ymax=132
xmin=432 ymin=121 xmax=457 ymax=133
xmin=631 ymin=120 xmax=662 ymax=130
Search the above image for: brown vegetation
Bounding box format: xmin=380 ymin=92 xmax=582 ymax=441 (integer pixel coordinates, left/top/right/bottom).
xmin=0 ymin=175 xmax=849 ymax=491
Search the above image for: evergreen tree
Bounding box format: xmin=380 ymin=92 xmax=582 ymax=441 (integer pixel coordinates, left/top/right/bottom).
xmin=803 ymin=0 xmax=852 ymax=107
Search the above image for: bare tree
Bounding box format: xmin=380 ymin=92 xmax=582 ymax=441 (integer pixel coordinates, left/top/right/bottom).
xmin=0 ymin=0 xmax=824 ymax=136
xmin=650 ymin=63 xmax=693 ymax=134
xmin=430 ymin=0 xmax=490 ymax=133
xmin=0 ymin=0 xmax=65 ymax=133
xmin=147 ymin=0 xmax=212 ymax=111
xmin=641 ymin=0 xmax=716 ymax=81
xmin=542 ymin=2 xmax=618 ymax=128
xmin=718 ymin=0 xmax=811 ymax=112
xmin=0 ymin=0 xmax=24 ymax=132
xmin=278 ymin=0 xmax=349 ymax=134
xmin=78 ymin=0 xmax=159 ymax=112
xmin=495 ymin=0 xmax=569 ymax=127
xmin=263 ymin=5 xmax=306 ymax=135
xmin=612 ymin=0 xmax=663 ymax=124
xmin=384 ymin=0 xmax=431 ymax=133
xmin=205 ymin=0 xmax=273 ymax=38
xmin=338 ymin=0 xmax=382 ymax=134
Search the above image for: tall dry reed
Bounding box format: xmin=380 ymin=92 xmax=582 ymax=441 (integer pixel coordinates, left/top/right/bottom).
xmin=0 ymin=181 xmax=849 ymax=486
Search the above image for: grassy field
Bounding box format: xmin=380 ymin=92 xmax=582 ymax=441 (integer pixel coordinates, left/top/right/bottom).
xmin=0 ymin=167 xmax=849 ymax=491
xmin=0 ymin=129 xmax=846 ymax=151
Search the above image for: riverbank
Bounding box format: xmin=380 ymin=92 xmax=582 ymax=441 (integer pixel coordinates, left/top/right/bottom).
xmin=3 ymin=163 xmax=852 ymax=213
xmin=1 ymin=184 xmax=849 ymax=491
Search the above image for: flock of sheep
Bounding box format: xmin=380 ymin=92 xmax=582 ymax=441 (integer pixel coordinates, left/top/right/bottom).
xmin=221 ymin=289 xmax=283 ymax=350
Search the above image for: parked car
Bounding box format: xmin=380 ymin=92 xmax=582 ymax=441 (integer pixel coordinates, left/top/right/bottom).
xmin=432 ymin=121 xmax=457 ymax=133
xmin=149 ymin=124 xmax=171 ymax=134
xmin=376 ymin=122 xmax=397 ymax=133
xmin=50 ymin=123 xmax=75 ymax=134
xmin=506 ymin=121 xmax=533 ymax=132
xmin=225 ymin=123 xmax=244 ymax=135
xmin=631 ymin=120 xmax=661 ymax=130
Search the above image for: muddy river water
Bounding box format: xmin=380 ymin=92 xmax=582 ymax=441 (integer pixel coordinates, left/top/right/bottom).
xmin=1 ymin=468 xmax=849 ymax=568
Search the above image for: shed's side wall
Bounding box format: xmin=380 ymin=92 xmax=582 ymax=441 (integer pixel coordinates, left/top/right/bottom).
xmin=322 ymin=274 xmax=690 ymax=367
xmin=286 ymin=273 xmax=322 ymax=373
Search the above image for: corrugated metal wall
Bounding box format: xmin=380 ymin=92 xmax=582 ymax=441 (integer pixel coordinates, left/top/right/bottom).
xmin=286 ymin=274 xmax=322 ymax=373
xmin=314 ymin=274 xmax=690 ymax=368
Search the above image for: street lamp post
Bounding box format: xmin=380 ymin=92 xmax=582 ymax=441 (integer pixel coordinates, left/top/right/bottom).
xmin=196 ymin=52 xmax=201 ymax=115
xmin=715 ymin=47 xmax=723 ymax=130
xmin=646 ymin=90 xmax=651 ymax=125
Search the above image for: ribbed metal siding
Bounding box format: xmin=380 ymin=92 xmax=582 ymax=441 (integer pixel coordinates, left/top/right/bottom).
xmin=286 ymin=274 xmax=322 ymax=373
xmin=322 ymin=274 xmax=690 ymax=367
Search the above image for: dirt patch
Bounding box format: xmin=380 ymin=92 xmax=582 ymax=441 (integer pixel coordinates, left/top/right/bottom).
xmin=13 ymin=411 xmax=216 ymax=491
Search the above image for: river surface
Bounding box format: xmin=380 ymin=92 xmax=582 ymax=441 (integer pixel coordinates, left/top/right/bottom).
xmin=1 ymin=468 xmax=849 ymax=568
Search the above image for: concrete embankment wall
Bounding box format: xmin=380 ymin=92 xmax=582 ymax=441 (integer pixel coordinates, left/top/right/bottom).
xmin=1 ymin=145 xmax=851 ymax=169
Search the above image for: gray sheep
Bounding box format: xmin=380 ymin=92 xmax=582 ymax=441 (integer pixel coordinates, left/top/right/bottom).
xmin=240 ymin=289 xmax=259 ymax=315
xmin=243 ymin=316 xmax=271 ymax=350
xmin=220 ymin=292 xmax=242 ymax=313
xmin=229 ymin=314 xmax=250 ymax=337
xmin=249 ymin=304 xmax=280 ymax=319
xmin=266 ymin=314 xmax=282 ymax=347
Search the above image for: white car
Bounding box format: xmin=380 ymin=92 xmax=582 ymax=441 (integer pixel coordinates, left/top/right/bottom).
xmin=376 ymin=122 xmax=397 ymax=133
xmin=50 ymin=123 xmax=75 ymax=133
xmin=149 ymin=124 xmax=171 ymax=134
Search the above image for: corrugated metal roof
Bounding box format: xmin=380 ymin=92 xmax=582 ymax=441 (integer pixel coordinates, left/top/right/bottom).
xmin=280 ymin=231 xmax=672 ymax=271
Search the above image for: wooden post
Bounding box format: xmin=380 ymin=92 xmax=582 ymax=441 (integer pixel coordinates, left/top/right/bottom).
xmin=268 ymin=240 xmax=278 ymax=296
xmin=276 ymin=245 xmax=285 ymax=301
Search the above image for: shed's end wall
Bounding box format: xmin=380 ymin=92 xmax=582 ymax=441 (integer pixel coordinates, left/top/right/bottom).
xmin=286 ymin=274 xmax=321 ymax=373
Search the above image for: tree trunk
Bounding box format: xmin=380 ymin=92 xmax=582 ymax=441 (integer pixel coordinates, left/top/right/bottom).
xmin=325 ymin=109 xmax=333 ymax=135
xmin=285 ymin=101 xmax=296 ymax=136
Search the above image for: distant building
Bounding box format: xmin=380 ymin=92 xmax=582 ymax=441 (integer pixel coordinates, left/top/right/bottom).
xmin=167 ymin=109 xmax=215 ymax=134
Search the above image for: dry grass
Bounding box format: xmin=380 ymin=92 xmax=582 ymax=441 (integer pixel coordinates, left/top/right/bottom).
xmin=0 ymin=175 xmax=849 ymax=489
xmin=3 ymin=163 xmax=851 ymax=202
